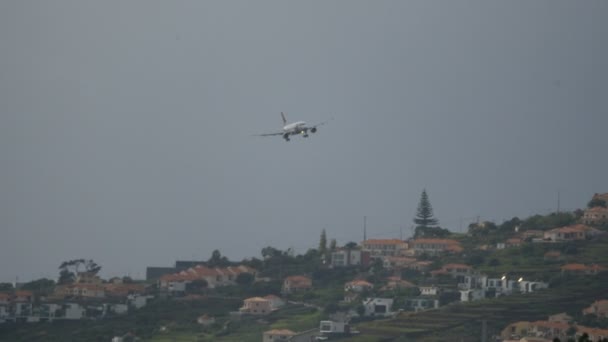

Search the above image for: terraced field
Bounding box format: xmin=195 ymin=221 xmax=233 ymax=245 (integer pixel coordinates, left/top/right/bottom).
xmin=351 ymin=273 xmax=608 ymax=342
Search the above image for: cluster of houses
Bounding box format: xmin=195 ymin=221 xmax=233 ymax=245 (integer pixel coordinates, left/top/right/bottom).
xmin=0 ymin=275 xmax=151 ymax=324
xmin=500 ymin=300 xmax=608 ymax=341
xmin=4 ymin=193 xmax=606 ymax=341
xmin=158 ymin=264 xmax=258 ymax=293
xmin=582 ymin=193 xmax=608 ymax=227
xmin=332 ymin=237 xmax=552 ymax=305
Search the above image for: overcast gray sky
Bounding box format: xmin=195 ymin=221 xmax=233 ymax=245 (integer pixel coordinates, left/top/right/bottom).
xmin=1 ymin=1 xmax=607 ymax=282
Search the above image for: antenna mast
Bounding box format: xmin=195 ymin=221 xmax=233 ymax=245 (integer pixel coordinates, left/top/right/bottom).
xmin=363 ymin=216 xmax=367 ymax=242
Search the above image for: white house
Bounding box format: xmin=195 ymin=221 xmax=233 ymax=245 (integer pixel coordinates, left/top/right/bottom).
xmin=63 ymin=303 xmax=86 ymax=320
xmin=197 ymin=314 xmax=216 ymax=326
xmin=331 ymin=249 xmax=370 ymax=267
xmin=460 ymin=289 xmax=486 ymax=302
xmin=363 ymin=298 xmax=394 ymax=317
xmin=128 ymin=294 xmax=151 ymax=309
xmin=39 ymin=303 xmax=61 ymax=321
xmin=518 ymin=280 xmax=548 ymax=293
xmin=264 ymin=295 xmax=285 ymax=310
xmin=263 ymin=329 xmax=295 ymax=342
xmin=109 ymin=304 xmax=129 ymax=315
xmin=407 ymin=297 xmax=439 ymax=312
xmin=0 ymin=305 xmax=9 ymax=319
xmin=14 ymin=302 xmax=32 ymax=317
xmin=320 ymin=320 xmax=348 ymax=334
xmin=419 ymin=286 xmax=440 ymax=296
xmin=345 ymin=280 xmax=373 ymax=293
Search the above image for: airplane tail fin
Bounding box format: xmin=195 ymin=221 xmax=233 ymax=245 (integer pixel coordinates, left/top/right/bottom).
xmin=281 ymin=112 xmax=287 ymax=126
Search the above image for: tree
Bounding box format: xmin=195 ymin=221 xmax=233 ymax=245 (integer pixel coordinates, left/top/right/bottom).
xmin=58 ymin=259 xmax=102 ymax=285
xmin=208 ymin=249 xmax=230 ymax=267
xmin=236 ymin=272 xmax=255 ymax=286
xmin=83 ymin=260 xmax=102 ymax=275
xmin=319 ymin=229 xmax=328 ymax=257
xmin=21 ymin=278 xmax=55 ymax=296
xmin=488 ymin=258 xmax=501 ymax=267
xmin=578 ymin=333 xmax=590 ymax=342
xmin=324 ymin=301 xmax=340 ymax=314
xmin=329 ymin=239 xmax=337 ymax=252
xmin=58 ymin=269 xmax=75 ymax=285
xmin=261 ymin=246 xmax=283 ymax=259
xmin=345 ymin=241 xmax=358 ymax=249
xmin=588 ymin=198 xmax=607 ymax=208
xmin=356 ymin=305 xmax=366 ymax=317
xmin=414 ymin=189 xmax=439 ymax=237
xmin=185 ymin=279 xmax=208 ymax=293
xmin=0 ymin=283 xmax=13 ymax=292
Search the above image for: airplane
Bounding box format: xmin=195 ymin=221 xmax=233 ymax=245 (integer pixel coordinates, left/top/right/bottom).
xmin=257 ymin=112 xmax=330 ymax=141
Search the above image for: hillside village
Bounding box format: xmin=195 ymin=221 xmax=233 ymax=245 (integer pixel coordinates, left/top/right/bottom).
xmin=1 ymin=192 xmax=608 ymax=341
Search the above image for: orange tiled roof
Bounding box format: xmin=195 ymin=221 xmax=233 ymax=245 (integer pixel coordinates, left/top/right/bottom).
xmin=104 ymin=283 xmax=145 ymax=296
xmin=531 ymin=320 xmax=570 ymax=330
xmin=411 ymin=238 xmax=461 ymax=245
xmin=161 ymin=264 xmax=256 ymax=282
xmin=244 ymin=297 xmax=268 ymax=303
xmin=549 ymin=224 xmax=592 ymax=233
xmin=346 ymin=280 xmax=373 ymax=287
xmin=561 ymin=263 xmax=588 ymax=271
xmin=363 ymin=239 xmax=405 ymax=245
xmin=562 ymin=263 xmax=607 ymax=272
xmin=285 ymin=275 xmax=311 ymax=282
xmin=14 ymin=290 xmax=34 ymax=297
xmin=586 ymin=206 xmax=608 ymax=212
xmin=575 ymin=325 xmax=608 ymax=337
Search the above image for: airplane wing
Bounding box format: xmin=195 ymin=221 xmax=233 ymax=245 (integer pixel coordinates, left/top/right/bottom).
xmin=256 ymin=132 xmax=284 ymax=137
xmin=309 ymin=117 xmax=334 ymax=129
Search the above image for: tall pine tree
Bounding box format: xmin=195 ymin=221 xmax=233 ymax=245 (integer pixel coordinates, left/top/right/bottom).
xmin=414 ymin=189 xmax=439 ymax=237
xmin=319 ymin=229 xmax=327 ymax=256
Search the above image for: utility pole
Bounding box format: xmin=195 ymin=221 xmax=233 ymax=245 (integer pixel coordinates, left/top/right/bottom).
xmin=363 ymin=216 xmax=367 ymax=242
xmin=557 ymin=190 xmax=561 ymax=213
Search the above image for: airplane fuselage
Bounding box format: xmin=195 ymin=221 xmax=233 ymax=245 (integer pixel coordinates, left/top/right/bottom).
xmin=257 ymin=112 xmax=326 ymax=141
xmin=283 ymin=121 xmax=307 ymax=134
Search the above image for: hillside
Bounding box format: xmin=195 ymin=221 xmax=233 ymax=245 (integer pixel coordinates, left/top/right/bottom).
xmin=349 ymin=272 xmax=608 ymax=342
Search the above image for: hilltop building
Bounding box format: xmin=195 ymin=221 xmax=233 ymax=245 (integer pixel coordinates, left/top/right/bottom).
xmin=159 ymin=265 xmax=257 ymax=292
xmin=282 ymin=276 xmax=312 ymax=295
xmin=331 ymin=248 xmax=370 ymax=267
xmin=409 ymin=238 xmax=463 ymax=255
xmin=240 ymin=297 xmax=272 ymax=315
xmin=361 ymin=239 xmax=408 ymax=258
xmin=583 ymin=299 xmax=608 ymax=318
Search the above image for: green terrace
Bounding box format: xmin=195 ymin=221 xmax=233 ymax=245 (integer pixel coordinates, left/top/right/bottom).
xmin=346 ymin=272 xmax=608 ymax=342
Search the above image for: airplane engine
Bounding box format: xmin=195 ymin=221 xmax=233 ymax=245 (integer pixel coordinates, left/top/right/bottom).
xmin=283 ymin=133 xmax=290 ymax=141
xmin=311 ymin=127 xmax=317 ymax=133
